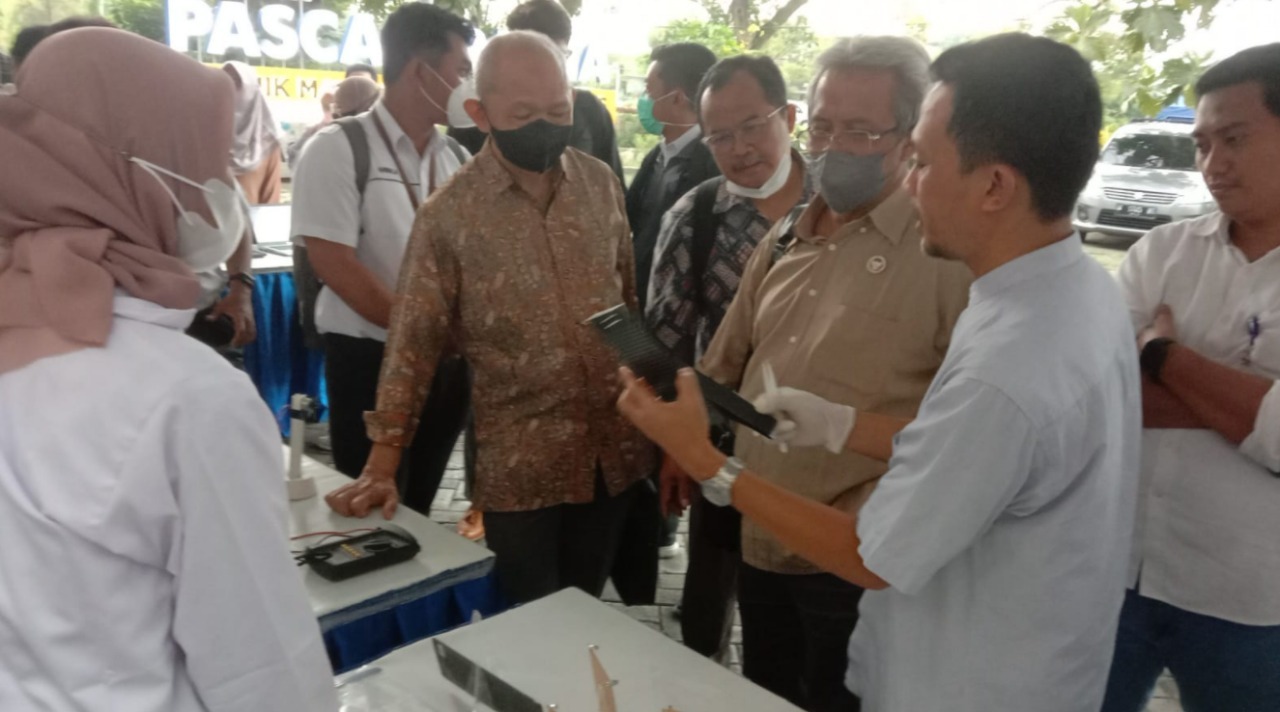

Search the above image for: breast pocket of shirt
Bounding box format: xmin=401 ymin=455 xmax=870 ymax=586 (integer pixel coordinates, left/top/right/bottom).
xmin=1245 ymin=312 xmax=1280 ymax=379
xmin=807 ymin=303 xmax=901 ymax=406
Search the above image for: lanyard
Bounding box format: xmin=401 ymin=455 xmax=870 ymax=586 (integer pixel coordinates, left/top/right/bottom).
xmin=371 ymin=111 xmax=436 ymax=212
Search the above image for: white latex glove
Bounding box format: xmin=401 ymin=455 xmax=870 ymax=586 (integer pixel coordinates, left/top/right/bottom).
xmin=754 ymin=387 xmax=857 ymax=454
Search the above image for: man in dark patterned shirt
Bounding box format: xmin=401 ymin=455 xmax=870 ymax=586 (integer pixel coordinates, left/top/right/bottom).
xmin=644 ymin=55 xmax=811 ymax=662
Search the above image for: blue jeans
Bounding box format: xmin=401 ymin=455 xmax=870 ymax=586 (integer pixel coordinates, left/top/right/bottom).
xmin=1102 ymin=589 xmax=1280 ymax=712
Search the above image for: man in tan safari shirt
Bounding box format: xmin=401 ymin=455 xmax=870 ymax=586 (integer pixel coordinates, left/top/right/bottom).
xmin=690 ymin=36 xmax=972 ymax=712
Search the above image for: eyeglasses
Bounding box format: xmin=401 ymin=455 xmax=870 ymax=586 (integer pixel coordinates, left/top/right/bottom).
xmin=701 ymin=106 xmax=787 ymax=153
xmin=801 ymin=123 xmax=899 ymax=155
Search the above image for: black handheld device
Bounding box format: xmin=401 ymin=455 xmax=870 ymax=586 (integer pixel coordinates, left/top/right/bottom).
xmin=585 ymin=304 xmax=777 ymax=438
xmin=305 ymin=525 xmax=420 ymax=582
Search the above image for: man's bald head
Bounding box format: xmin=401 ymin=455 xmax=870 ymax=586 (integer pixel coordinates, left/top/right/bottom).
xmin=475 ymin=30 xmax=567 ymax=101
xmin=465 ymin=29 xmax=574 ymax=142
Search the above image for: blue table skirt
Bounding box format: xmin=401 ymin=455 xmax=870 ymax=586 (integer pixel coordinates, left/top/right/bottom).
xmin=247 ymin=274 xmax=507 ymax=671
xmin=324 ymin=571 xmax=505 ymax=673
xmin=244 ymin=272 xmax=327 ymax=435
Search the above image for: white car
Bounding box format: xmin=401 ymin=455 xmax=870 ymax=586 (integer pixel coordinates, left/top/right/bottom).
xmin=1074 ymin=120 xmax=1218 ymax=240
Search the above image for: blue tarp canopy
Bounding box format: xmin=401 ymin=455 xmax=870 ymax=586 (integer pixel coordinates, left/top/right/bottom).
xmin=1156 ymin=105 xmax=1195 ymax=123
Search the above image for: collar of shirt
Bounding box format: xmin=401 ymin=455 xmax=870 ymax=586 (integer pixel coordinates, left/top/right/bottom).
xmin=112 ymin=292 xmax=198 ymax=331
xmin=1203 ymin=210 xmax=1232 ymax=245
xmin=473 ymin=139 xmax=576 ymax=194
xmin=660 ymin=125 xmax=702 ymax=164
xmin=970 ymin=233 xmax=1085 ymax=305
xmin=1191 ymin=211 xmax=1280 ymax=269
xmin=712 ymin=148 xmax=813 ymax=215
xmin=371 ymin=101 xmax=438 ymax=158
xmin=793 ymin=185 xmax=915 ymax=247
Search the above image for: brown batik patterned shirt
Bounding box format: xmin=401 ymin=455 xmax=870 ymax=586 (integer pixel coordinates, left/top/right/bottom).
xmin=365 ymin=142 xmax=654 ymax=512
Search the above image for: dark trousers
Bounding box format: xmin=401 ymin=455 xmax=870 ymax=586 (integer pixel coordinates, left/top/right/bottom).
xmin=485 ymin=471 xmax=639 ymax=606
xmin=323 ymin=333 xmax=471 ymax=513
xmin=738 ymin=562 xmax=863 ymax=712
xmin=1102 ymin=588 xmax=1280 ymax=712
xmin=681 ymin=495 xmax=740 ymax=661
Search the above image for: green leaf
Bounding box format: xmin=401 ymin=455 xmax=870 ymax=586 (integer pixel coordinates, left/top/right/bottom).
xmin=1130 ymin=5 xmax=1186 ymax=51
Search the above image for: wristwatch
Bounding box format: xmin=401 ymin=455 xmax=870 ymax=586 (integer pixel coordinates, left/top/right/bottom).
xmin=700 ymin=457 xmax=744 ymax=507
xmin=1140 ymin=337 xmax=1176 ymax=384
xmin=229 ymin=272 xmax=255 ymax=290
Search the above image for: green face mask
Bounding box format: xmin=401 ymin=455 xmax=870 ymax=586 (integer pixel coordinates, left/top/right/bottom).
xmin=637 ymin=90 xmax=676 ymax=136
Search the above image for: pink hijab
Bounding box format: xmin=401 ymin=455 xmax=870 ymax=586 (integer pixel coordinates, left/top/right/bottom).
xmin=0 ymin=28 xmax=235 ymax=375
xmin=224 ymin=61 xmax=282 ymax=174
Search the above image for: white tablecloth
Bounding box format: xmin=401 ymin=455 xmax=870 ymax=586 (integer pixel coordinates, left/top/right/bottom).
xmin=290 ymin=455 xmax=495 ymax=632
xmin=337 ymin=588 xmax=804 ymax=712
xmin=251 ymin=249 xmax=293 ymax=275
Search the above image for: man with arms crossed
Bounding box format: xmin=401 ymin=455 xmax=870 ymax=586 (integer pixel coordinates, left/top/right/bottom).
xmin=1102 ymin=43 xmax=1280 ymax=712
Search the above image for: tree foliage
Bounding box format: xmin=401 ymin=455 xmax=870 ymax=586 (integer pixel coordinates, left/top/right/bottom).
xmin=352 ymin=0 xmax=584 ymax=34
xmin=695 ymin=0 xmax=809 ymax=51
xmin=1 ymin=0 xmax=91 ymax=47
xmin=107 ymin=0 xmax=164 ymax=41
xmin=1046 ymin=0 xmax=1221 ymax=127
xmin=651 ymin=8 xmax=819 ymax=99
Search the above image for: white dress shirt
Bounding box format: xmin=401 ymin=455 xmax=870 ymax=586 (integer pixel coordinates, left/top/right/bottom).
xmin=0 ymin=295 xmax=337 ymax=712
xmin=848 ymin=237 xmax=1141 ymax=712
xmin=659 ymin=125 xmax=702 ymax=164
xmin=291 ymin=102 xmax=467 ymax=341
xmin=1118 ymin=211 xmax=1280 ymax=625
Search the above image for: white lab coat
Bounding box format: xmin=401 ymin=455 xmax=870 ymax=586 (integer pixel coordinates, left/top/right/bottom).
xmin=0 ymin=295 xmax=338 ymax=712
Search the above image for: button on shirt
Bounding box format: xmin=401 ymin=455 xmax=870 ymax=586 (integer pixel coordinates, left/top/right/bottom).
xmin=848 ymin=237 xmax=1141 ymax=712
xmin=700 ymin=190 xmax=972 ymax=573
xmin=364 ymin=144 xmax=654 ymax=512
xmin=0 ymin=295 xmax=337 ymax=712
xmin=291 ymin=102 xmax=467 ymax=341
xmin=1118 ymin=211 xmax=1280 ymax=625
xmin=645 ymin=161 xmax=814 ymax=363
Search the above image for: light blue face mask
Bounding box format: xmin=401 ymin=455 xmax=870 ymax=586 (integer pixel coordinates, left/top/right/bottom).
xmin=810 ymin=150 xmax=888 ymax=214
xmin=637 ymin=91 xmax=673 ymax=136
xmin=638 ymin=89 xmax=696 ymax=136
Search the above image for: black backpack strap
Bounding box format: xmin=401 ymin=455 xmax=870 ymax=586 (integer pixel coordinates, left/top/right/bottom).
xmin=335 ymin=117 xmax=370 ymax=201
xmin=768 ymin=202 xmax=809 ymax=270
xmin=689 ymin=177 xmax=723 ymax=316
xmin=295 ymin=117 xmax=369 ymax=351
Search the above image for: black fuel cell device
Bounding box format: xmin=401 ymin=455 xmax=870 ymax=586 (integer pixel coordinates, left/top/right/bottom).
xmin=305 ymin=525 xmax=420 ymax=582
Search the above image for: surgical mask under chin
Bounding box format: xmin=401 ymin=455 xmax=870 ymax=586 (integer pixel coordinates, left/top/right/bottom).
xmin=811 ymin=150 xmax=887 ymax=215
xmin=131 ymin=157 xmax=247 ymax=301
xmin=421 ymin=65 xmax=478 ymax=129
xmin=726 ymin=150 xmax=794 ymax=200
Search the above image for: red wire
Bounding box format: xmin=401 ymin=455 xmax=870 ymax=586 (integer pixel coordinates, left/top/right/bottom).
xmin=290 ymin=528 xmax=377 ymax=541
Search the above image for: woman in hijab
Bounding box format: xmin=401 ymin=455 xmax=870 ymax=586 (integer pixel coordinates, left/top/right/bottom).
xmin=223 ymin=61 xmax=284 ymax=205
xmin=0 ymin=29 xmax=336 ymax=712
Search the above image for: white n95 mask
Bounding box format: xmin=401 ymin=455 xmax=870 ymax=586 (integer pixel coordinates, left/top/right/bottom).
xmin=131 ymin=157 xmax=248 ymax=299
xmin=446 ymin=77 xmax=479 ymax=130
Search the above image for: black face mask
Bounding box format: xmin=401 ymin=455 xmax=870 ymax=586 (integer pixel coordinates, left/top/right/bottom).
xmin=489 ymin=119 xmax=572 ymax=173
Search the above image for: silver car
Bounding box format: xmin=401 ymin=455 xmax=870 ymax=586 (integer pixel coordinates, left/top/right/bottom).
xmin=1074 ymin=120 xmax=1218 ymax=240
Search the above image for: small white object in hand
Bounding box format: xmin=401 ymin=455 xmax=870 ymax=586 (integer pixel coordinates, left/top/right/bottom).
xmin=761 ymin=362 xmax=788 ymax=454
xmin=754 ymin=386 xmax=857 ymax=455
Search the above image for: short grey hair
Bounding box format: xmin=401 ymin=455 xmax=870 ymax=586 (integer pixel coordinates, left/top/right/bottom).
xmin=476 ymin=29 xmax=567 ymax=100
xmin=808 ymin=36 xmax=932 ymax=131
